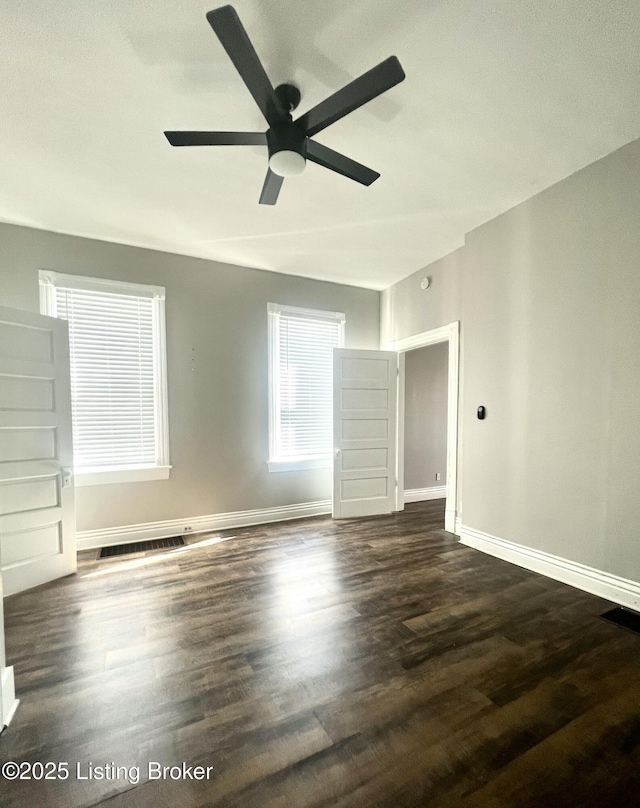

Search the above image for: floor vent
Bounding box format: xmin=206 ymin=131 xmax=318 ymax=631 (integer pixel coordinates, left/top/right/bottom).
xmin=99 ymin=536 xmax=185 ymax=559
xmin=600 ymin=607 xmax=640 ymax=636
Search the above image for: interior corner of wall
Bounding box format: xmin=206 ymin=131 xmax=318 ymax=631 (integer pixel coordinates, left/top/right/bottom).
xmin=379 ymin=293 xmax=391 ymax=349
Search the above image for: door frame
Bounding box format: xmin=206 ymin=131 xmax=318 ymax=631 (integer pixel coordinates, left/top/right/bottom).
xmin=388 ymin=321 xmax=460 ymax=534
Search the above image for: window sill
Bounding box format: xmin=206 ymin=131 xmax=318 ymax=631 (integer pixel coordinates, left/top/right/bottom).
xmin=268 ymin=457 xmax=331 ymax=473
xmin=75 ymin=465 xmax=172 ymax=486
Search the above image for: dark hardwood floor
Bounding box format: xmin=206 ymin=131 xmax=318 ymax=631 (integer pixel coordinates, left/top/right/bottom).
xmin=1 ymin=500 xmax=640 ymax=807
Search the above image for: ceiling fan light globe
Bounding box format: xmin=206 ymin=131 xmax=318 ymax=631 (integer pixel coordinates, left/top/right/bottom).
xmin=269 ymin=150 xmax=306 ymax=177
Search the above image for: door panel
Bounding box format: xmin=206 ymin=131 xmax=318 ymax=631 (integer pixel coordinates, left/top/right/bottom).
xmin=341 ymin=476 xmax=389 ymax=499
xmin=333 ymin=349 xmax=398 ymax=518
xmin=0 ymin=428 xmax=57 ymax=461
xmin=0 ymin=376 xmax=55 ymax=410
xmin=3 ymin=524 xmax=62 ymax=567
xmin=0 ymin=477 xmax=59 ymax=515
xmin=341 ymin=448 xmax=389 ymax=470
xmin=341 ymin=419 xmax=388 ymax=440
xmin=0 ymin=306 xmax=76 ymax=596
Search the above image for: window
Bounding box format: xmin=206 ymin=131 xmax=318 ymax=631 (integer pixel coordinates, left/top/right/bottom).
xmin=39 ymin=271 xmax=170 ymax=485
xmin=268 ymin=303 xmax=345 ymax=472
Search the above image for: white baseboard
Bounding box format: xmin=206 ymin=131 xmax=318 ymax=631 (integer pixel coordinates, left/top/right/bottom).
xmin=1 ymin=665 xmax=19 ymax=728
xmin=404 ymin=486 xmax=447 ymax=503
xmin=459 ymin=524 xmax=640 ymax=611
xmin=77 ymin=500 xmax=332 ymax=551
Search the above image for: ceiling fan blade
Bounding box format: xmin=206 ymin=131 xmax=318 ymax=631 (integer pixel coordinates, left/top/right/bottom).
xmin=259 ymin=168 xmax=284 ymax=205
xmin=305 ymin=139 xmax=379 ymax=186
xmin=206 ymin=6 xmax=286 ymax=127
xmin=297 ymin=56 xmax=405 ymax=138
xmin=164 ymin=131 xmax=267 ymax=146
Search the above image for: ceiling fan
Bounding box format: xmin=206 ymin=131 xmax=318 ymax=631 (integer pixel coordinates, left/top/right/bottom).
xmin=164 ymin=5 xmax=406 ymax=205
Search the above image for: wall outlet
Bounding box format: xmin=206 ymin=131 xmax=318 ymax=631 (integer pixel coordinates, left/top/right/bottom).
xmin=435 ymin=472 xmax=441 ymax=481
xmin=183 ymin=526 xmax=193 ymax=532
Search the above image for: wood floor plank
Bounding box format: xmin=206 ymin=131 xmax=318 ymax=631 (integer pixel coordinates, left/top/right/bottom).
xmin=1 ymin=500 xmax=639 ymax=808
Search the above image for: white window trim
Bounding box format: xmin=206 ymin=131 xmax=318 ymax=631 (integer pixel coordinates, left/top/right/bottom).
xmin=267 ymin=302 xmax=345 ymax=473
xmin=39 ymin=270 xmax=171 ymax=486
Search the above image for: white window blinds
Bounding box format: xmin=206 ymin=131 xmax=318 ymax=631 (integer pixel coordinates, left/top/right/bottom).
xmin=269 ymin=304 xmax=345 ymax=462
xmin=39 ymin=272 xmax=168 ymax=475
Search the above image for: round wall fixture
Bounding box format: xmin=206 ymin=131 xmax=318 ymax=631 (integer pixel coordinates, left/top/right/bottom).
xmin=420 ymin=276 xmax=431 ymax=291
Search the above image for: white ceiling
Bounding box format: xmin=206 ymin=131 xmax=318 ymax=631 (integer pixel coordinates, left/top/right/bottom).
xmin=1 ymin=1 xmax=640 ymax=290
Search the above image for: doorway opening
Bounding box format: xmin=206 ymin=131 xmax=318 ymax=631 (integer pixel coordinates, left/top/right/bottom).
xmin=390 ymin=322 xmax=460 ymax=534
xmin=403 ymin=342 xmax=448 ymax=520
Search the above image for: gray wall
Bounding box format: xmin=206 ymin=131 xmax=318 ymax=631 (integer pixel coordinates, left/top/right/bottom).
xmin=381 ymin=248 xmax=464 ymax=345
xmin=404 ymin=343 xmax=448 ymax=490
xmin=384 ymin=136 xmax=640 ymax=583
xmin=0 ymin=223 xmax=380 ymax=532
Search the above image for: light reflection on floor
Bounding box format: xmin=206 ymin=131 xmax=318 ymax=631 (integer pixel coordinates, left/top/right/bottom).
xmin=259 ymin=538 xmax=354 ymax=683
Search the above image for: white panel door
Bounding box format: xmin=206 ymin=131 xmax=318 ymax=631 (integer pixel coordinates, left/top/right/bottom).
xmin=0 ymin=306 xmax=76 ymax=596
xmin=333 ymin=349 xmax=398 ymax=518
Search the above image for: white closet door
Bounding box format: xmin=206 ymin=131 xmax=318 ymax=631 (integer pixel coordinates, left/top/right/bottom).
xmin=0 ymin=305 xmax=76 ymax=596
xmin=333 ymin=349 xmax=398 ymax=518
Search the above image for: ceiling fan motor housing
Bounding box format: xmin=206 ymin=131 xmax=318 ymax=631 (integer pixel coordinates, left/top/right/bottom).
xmin=267 ymin=124 xmax=306 ymax=176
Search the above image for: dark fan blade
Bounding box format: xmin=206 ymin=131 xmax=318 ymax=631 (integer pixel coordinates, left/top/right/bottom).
xmin=164 ymin=131 xmax=267 ymax=146
xmin=259 ymin=168 xmax=283 ymax=205
xmin=305 ymin=139 xmax=379 ymax=186
xmin=297 ymin=56 xmax=405 ymax=138
xmin=206 ymin=6 xmax=286 ymax=126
